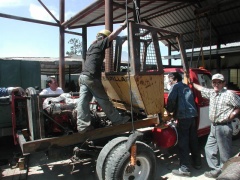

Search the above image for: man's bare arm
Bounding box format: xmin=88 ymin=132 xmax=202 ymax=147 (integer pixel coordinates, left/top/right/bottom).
xmin=108 ymin=21 xmax=127 ymax=42
xmin=192 ymin=83 xmax=203 ymax=91
xmin=187 ymin=77 xmax=203 ymax=91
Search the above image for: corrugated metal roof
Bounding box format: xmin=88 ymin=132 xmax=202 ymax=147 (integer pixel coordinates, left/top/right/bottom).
xmin=64 ymin=0 xmax=240 ymax=51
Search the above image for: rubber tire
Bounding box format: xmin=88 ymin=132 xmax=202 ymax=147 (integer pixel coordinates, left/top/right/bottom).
xmin=104 ymin=141 xmax=156 ymax=180
xmin=217 ymin=156 xmax=240 ymax=180
xmin=96 ymin=137 xmax=128 ymax=180
xmin=232 ymin=117 xmax=240 ymax=140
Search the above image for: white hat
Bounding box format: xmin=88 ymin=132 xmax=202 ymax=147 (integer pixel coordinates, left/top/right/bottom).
xmin=212 ymin=73 xmax=224 ymax=81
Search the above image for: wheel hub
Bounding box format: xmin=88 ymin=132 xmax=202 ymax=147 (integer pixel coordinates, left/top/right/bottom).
xmin=123 ymin=157 xmax=150 ymax=180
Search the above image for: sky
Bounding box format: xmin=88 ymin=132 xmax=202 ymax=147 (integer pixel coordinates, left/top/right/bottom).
xmin=0 ymin=0 xmax=100 ymax=57
xmin=0 ymin=0 xmax=179 ymax=64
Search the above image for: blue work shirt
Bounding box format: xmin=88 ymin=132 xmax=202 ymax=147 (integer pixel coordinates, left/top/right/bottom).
xmin=0 ymin=87 xmax=9 ymax=97
xmin=166 ymin=81 xmax=198 ymax=119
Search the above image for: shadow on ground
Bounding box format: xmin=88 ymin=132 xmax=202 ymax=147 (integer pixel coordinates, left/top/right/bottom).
xmin=1 ymin=135 xmax=240 ymax=180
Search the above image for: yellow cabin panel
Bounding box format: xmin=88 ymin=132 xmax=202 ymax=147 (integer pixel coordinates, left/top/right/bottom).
xmin=134 ymin=75 xmax=164 ymax=115
xmin=102 ymin=74 xmax=144 ymax=109
xmin=102 ymin=74 xmax=164 ymax=115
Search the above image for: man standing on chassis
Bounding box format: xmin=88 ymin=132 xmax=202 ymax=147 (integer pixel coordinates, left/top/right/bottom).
xmin=76 ymin=21 xmax=130 ymax=134
xmin=191 ymin=73 xmax=240 ymax=178
xmin=166 ymin=72 xmax=202 ymax=177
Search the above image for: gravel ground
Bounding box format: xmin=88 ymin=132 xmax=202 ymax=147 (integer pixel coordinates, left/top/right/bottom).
xmin=1 ymin=135 xmax=240 ymax=180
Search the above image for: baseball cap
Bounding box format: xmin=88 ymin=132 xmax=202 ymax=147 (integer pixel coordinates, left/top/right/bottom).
xmin=212 ymin=73 xmax=224 ymax=81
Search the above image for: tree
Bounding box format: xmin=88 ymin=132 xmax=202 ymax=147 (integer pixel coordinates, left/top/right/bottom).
xmin=66 ymin=38 xmax=82 ymax=56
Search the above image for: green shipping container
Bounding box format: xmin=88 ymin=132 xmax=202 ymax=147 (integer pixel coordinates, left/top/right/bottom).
xmin=0 ymin=59 xmax=41 ymax=128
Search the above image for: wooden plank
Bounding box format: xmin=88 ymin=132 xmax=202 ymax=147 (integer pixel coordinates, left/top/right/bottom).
xmin=22 ymin=117 xmax=159 ymax=155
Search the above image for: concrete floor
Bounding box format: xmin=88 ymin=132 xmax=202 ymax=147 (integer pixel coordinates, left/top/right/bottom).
xmin=1 ymin=135 xmax=240 ymax=180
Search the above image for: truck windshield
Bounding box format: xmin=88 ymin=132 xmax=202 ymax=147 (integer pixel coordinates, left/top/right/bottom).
xmin=197 ymin=73 xmax=212 ymax=88
xmin=164 ymin=73 xmax=184 ymax=92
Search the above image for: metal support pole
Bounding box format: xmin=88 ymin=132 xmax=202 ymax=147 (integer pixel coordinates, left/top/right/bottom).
xmin=209 ymin=16 xmax=212 ymax=70
xmin=82 ymin=26 xmax=87 ymax=70
xmin=168 ymin=44 xmax=172 ymax=66
xmin=105 ymin=0 xmax=113 ymax=72
xmin=216 ymin=43 xmax=221 ymax=73
xmin=59 ymin=0 xmax=65 ymax=90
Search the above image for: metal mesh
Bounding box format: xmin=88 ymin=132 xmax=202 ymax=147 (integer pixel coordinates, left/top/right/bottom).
xmin=106 ymin=23 xmax=167 ymax=74
xmin=139 ymin=28 xmax=158 ymax=72
xmin=110 ymin=38 xmax=129 ymax=73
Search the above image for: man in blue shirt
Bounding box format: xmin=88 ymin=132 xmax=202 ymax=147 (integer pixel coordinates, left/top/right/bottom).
xmin=166 ymin=72 xmax=201 ymax=177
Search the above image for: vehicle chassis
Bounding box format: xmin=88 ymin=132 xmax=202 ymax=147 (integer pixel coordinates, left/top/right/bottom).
xmin=11 ymin=22 xmax=188 ymax=179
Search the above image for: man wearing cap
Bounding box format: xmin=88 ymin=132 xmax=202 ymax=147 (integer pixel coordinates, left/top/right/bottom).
xmin=191 ymin=73 xmax=240 ymax=178
xmin=76 ymin=21 xmax=130 ymax=134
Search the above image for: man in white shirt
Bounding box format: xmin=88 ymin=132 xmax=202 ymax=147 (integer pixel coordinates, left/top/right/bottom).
xmin=40 ymin=77 xmax=64 ymax=95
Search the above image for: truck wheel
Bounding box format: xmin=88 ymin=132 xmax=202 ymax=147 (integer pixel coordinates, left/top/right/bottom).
xmin=232 ymin=117 xmax=240 ymax=140
xmin=104 ymin=141 xmax=156 ymax=180
xmin=217 ymin=156 xmax=240 ymax=180
xmin=96 ymin=137 xmax=128 ymax=180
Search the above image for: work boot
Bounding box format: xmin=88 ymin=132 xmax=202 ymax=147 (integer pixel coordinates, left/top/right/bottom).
xmin=191 ymin=160 xmax=202 ymax=170
xmin=112 ymin=116 xmax=130 ymax=125
xmin=172 ymin=165 xmax=191 ymax=177
xmin=78 ymin=125 xmax=94 ymax=134
xmin=191 ymin=156 xmax=202 ymax=169
xmin=204 ymin=170 xmax=221 ymax=178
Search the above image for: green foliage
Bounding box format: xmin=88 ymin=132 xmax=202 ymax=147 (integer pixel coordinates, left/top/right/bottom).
xmin=66 ymin=38 xmax=82 ymax=56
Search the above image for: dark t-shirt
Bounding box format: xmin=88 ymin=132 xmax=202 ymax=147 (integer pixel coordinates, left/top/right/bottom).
xmin=82 ymin=37 xmax=111 ymax=78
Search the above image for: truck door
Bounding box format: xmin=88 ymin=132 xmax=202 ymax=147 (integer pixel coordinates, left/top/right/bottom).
xmin=164 ymin=68 xmax=213 ymax=137
xmin=190 ymin=69 xmax=212 ymax=136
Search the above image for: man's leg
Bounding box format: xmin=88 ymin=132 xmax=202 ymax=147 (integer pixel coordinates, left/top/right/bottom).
xmin=172 ymin=118 xmax=191 ymax=177
xmin=86 ymin=78 xmax=129 ymax=124
xmin=177 ymin=118 xmax=191 ymax=168
xmin=205 ymin=125 xmax=219 ymax=170
xmin=189 ymin=118 xmax=202 ymax=168
xmin=76 ymin=78 xmax=93 ymax=132
xmin=217 ymin=125 xmax=232 ymax=167
xmin=204 ymin=125 xmax=222 ymax=178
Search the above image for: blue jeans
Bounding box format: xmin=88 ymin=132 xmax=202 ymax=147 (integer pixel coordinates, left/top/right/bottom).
xmin=76 ymin=74 xmax=123 ymax=131
xmin=205 ymin=124 xmax=232 ymax=171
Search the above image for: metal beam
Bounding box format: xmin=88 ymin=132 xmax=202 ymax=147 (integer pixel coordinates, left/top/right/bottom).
xmin=20 ymin=118 xmax=158 ymax=155
xmin=64 ymin=30 xmax=82 ymax=36
xmin=163 ymin=46 xmax=240 ymax=60
xmin=105 ymin=0 xmax=113 ymax=73
xmin=0 ymin=13 xmax=58 ymax=27
xmin=38 ymin=0 xmax=59 ymax=24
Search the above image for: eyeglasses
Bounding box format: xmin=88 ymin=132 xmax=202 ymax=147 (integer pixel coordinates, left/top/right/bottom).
xmin=212 ymin=81 xmax=223 ymax=85
xmin=50 ymin=81 xmax=58 ymax=85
